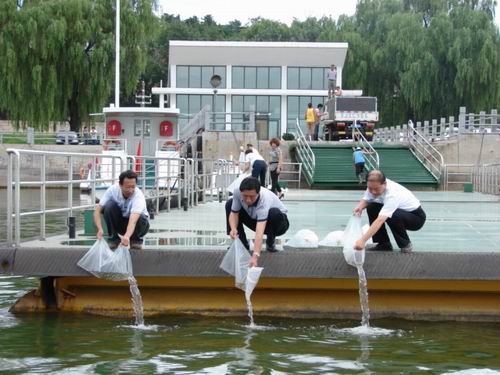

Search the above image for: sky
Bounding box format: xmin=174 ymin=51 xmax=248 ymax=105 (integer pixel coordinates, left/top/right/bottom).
xmin=158 ymin=0 xmax=500 ymax=27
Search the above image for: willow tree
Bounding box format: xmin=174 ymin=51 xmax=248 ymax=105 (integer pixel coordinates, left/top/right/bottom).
xmin=0 ymin=0 xmax=156 ymax=131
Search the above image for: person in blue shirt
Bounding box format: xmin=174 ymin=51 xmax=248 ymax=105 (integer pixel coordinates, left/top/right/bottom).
xmin=353 ymin=147 xmax=366 ymax=184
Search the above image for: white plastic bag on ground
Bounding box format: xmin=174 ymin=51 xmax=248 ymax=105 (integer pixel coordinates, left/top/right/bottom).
xmin=227 ymin=173 xmax=251 ymax=194
xmin=77 ymin=239 xmax=133 ymax=281
xmin=343 ymin=216 xmax=365 ymax=267
xmin=319 ymin=230 xmax=345 ymax=247
xmin=245 ymin=267 xmax=263 ymax=302
xmin=220 ymin=238 xmax=252 ymax=290
xmin=285 ymin=229 xmax=319 ymax=248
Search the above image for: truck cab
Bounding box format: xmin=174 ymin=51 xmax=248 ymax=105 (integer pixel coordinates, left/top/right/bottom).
xmin=321 ymin=95 xmax=378 ymax=141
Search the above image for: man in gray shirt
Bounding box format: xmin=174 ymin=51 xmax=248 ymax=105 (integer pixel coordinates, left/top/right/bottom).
xmin=226 ymin=177 xmax=289 ymax=267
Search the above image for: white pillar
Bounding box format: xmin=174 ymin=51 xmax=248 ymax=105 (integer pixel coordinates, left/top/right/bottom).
xmin=281 ymin=66 xmax=287 ymax=134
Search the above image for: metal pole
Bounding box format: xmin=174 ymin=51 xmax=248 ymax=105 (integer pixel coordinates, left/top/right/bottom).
xmin=115 ymin=0 xmax=120 ymax=107
xmin=7 ymin=152 xmax=13 ymax=245
xmin=40 ymin=155 xmax=46 ymax=240
xmin=15 ymin=153 xmax=21 ymax=246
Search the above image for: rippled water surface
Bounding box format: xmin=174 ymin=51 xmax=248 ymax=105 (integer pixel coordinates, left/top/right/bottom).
xmin=1 ymin=276 xmax=500 ymax=374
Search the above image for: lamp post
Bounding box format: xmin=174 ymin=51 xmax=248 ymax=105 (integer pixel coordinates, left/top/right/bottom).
xmin=210 ymin=74 xmax=221 ymax=130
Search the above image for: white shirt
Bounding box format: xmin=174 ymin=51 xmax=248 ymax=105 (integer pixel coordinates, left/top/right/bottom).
xmin=362 ymin=179 xmax=420 ymax=218
xmin=99 ymin=183 xmax=149 ymax=218
xmin=245 ymin=152 xmax=265 ymax=167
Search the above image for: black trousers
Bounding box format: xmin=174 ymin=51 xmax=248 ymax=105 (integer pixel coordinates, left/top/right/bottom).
xmin=225 ymin=198 xmax=289 ymax=249
xmin=367 ymin=202 xmax=426 ymax=248
xmin=355 ymin=162 xmax=365 ymax=177
xmin=102 ymin=201 xmax=150 ymax=244
xmin=251 ymin=160 xmax=267 ymax=187
xmin=270 ymin=168 xmax=282 ymax=194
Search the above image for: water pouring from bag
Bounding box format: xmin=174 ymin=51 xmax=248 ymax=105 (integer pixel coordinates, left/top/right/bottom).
xmin=245 ymin=267 xmax=263 ymax=327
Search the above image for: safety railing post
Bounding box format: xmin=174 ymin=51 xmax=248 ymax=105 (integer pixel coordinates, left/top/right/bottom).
xmin=7 ymin=152 xmax=13 ymax=245
xmin=40 ymin=155 xmax=46 ymax=240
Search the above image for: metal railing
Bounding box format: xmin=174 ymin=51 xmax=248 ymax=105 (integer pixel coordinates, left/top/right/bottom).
xmin=6 ymin=149 xmax=127 ymax=246
xmin=293 ymin=118 xmax=315 ymax=185
xmin=352 ymin=123 xmax=379 ymax=171
xmin=407 ymin=120 xmax=444 ymax=181
xmin=443 ymin=163 xmax=500 ymax=194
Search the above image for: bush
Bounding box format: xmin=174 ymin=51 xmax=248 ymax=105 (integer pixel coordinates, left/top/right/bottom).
xmin=282 ymin=133 xmax=295 ymax=141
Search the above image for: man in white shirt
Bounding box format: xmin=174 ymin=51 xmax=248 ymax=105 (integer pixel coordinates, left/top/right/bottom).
xmin=226 ymin=177 xmax=289 ymax=267
xmin=353 ymin=170 xmax=426 ymax=253
xmin=94 ymin=170 xmax=150 ymax=250
xmin=244 ymin=148 xmax=267 ymax=187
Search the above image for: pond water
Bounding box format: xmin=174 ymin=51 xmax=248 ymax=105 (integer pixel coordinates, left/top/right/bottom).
xmin=1 ymin=275 xmax=500 ymax=374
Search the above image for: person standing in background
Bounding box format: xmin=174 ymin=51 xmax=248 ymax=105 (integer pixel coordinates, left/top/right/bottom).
xmin=304 ymin=103 xmax=316 ymax=141
xmin=326 ymin=65 xmax=337 ymax=99
xmin=268 ymin=138 xmax=284 ymax=199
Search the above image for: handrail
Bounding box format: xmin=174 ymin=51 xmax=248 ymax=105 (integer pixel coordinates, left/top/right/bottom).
xmin=293 ymin=118 xmax=315 ymax=185
xmin=407 ymin=120 xmax=444 ymax=181
xmin=352 ymin=122 xmax=379 ymax=171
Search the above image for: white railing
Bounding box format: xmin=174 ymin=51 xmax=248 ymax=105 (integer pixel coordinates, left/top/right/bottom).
xmin=293 ymin=118 xmax=315 ymax=185
xmin=375 ymin=107 xmax=499 ymax=143
xmin=407 ymin=120 xmax=444 ymax=181
xmin=443 ymin=163 xmax=500 ymax=194
xmin=352 ymin=123 xmax=379 ymax=171
xmin=6 ymin=149 xmax=127 ymax=246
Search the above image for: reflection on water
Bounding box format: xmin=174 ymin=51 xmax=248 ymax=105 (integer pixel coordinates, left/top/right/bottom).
xmin=1 ymin=274 xmax=500 ymax=374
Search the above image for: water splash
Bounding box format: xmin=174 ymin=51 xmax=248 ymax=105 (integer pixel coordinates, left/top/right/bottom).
xmin=246 ymin=297 xmax=255 ymax=327
xmin=356 ymin=265 xmax=370 ymax=327
xmin=128 ymin=276 xmax=144 ymax=326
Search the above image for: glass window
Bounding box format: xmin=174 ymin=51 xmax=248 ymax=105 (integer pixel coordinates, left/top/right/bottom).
xmin=201 ymin=95 xmax=213 ymax=111
xmin=189 ymin=95 xmax=201 ymax=113
xmin=256 ymin=67 xmax=269 ymax=89
xmin=189 ymin=66 xmax=201 ymax=88
xmin=231 ymin=96 xmax=244 ymax=131
xmin=214 ymin=66 xmax=226 ymax=88
xmin=177 ymin=95 xmax=189 ymax=114
xmin=232 ymin=67 xmax=244 ymax=89
xmin=299 ymin=68 xmax=311 ymax=90
xmin=269 ymin=96 xmax=281 ymax=119
xmin=201 ymin=66 xmax=213 ymax=89
xmin=256 ymin=96 xmax=269 ymax=113
xmin=177 ymin=66 xmax=189 ymax=88
xmin=244 ymin=96 xmax=256 ymax=112
xmin=312 ymin=68 xmax=324 ymax=90
xmin=287 ymin=67 xmax=299 ymax=89
xmin=244 ymin=67 xmax=257 ymax=89
xmin=269 ymin=67 xmax=281 ymax=89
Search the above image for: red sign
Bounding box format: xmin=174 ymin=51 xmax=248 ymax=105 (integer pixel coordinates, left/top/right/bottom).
xmin=159 ymin=121 xmax=174 ymax=137
xmin=106 ymin=120 xmax=122 ymax=136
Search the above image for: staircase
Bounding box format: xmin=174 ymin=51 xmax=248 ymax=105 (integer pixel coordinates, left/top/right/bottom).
xmin=300 ymin=144 xmax=439 ymax=188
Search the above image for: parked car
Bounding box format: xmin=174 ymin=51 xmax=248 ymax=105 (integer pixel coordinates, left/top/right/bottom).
xmin=56 ymin=131 xmax=79 ymax=145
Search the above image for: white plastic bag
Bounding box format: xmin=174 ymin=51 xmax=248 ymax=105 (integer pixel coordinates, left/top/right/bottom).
xmin=245 ymin=267 xmax=263 ymax=302
xmin=343 ymin=216 xmax=365 ymax=267
xmin=220 ymin=238 xmax=252 ymax=290
xmin=77 ymin=239 xmax=133 ymax=281
xmin=319 ymin=230 xmax=345 ymax=247
xmin=285 ymin=229 xmax=319 ymax=248
xmin=227 ymin=173 xmax=251 ymax=194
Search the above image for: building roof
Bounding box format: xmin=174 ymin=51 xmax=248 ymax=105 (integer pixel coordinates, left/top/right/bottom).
xmin=169 ymin=40 xmax=348 ymax=67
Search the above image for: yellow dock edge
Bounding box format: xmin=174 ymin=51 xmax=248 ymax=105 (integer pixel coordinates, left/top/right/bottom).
xmin=10 ymin=276 xmax=500 ymax=322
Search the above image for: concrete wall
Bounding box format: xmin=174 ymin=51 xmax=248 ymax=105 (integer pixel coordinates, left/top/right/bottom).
xmin=434 ymin=134 xmax=500 ymax=165
xmin=201 ymin=131 xmax=293 ymax=162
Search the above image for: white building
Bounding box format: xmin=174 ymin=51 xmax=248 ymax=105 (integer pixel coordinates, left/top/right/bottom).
xmin=152 ymin=41 xmax=348 ymax=137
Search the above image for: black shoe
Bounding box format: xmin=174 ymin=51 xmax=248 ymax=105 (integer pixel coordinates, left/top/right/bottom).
xmin=366 ymin=242 xmax=393 ymax=251
xmin=108 ymin=242 xmax=119 ymax=250
xmin=130 ymin=242 xmax=143 ymax=250
xmin=266 ymin=241 xmax=277 ymax=252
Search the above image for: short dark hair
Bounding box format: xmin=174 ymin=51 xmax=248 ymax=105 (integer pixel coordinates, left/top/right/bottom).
xmin=119 ymin=170 xmax=138 ymax=185
xmin=246 ymin=143 xmax=253 ymax=148
xmin=239 ymin=177 xmax=260 ymax=193
xmin=366 ymin=170 xmax=386 ymax=184
xmin=245 ymin=149 xmax=253 ymax=155
xmin=269 ymin=137 xmax=280 ymax=146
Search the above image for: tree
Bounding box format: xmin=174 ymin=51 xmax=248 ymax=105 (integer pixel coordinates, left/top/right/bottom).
xmin=0 ymin=0 xmax=156 ymax=131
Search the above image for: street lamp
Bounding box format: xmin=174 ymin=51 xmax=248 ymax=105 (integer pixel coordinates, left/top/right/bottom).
xmin=210 ymin=74 xmax=222 ymax=130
